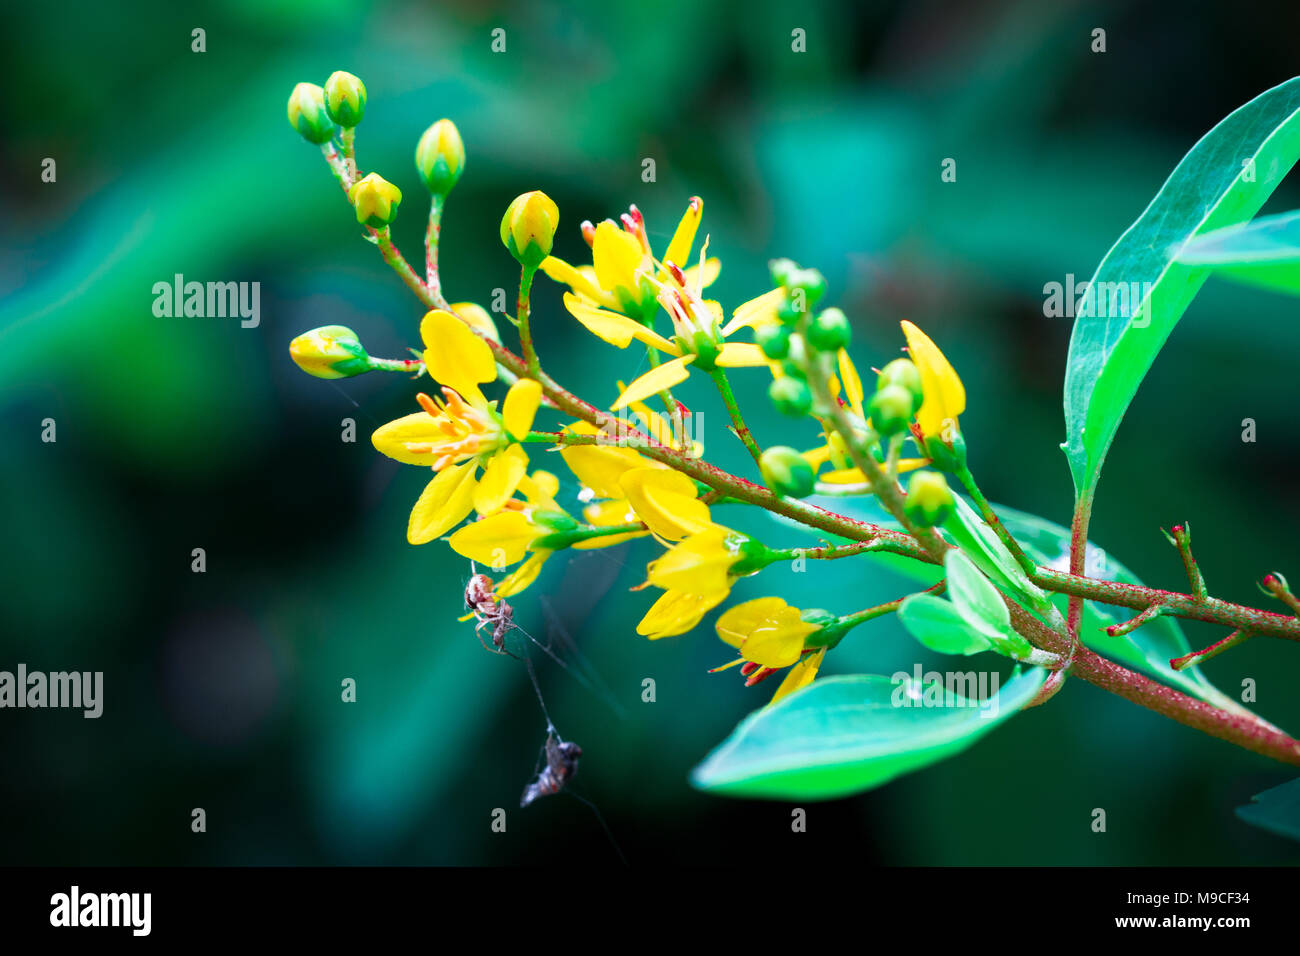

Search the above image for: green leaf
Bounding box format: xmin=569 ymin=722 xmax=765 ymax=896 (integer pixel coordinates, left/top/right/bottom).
xmin=691 ymin=669 xmax=1046 ymax=800
xmin=1063 ymin=77 xmax=1300 ymax=503
xmin=898 ymin=593 xmax=991 ymax=655
xmin=1177 ymin=209 xmax=1300 ymax=295
xmin=1236 ymin=777 xmax=1300 ymax=843
xmin=944 ymin=549 xmax=1011 ymax=631
xmin=944 ymin=494 xmax=1052 ymax=617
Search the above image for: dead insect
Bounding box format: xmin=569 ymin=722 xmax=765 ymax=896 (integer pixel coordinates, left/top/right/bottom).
xmin=465 ymin=572 xmax=515 ymax=655
xmin=520 ymin=733 xmax=583 ymax=808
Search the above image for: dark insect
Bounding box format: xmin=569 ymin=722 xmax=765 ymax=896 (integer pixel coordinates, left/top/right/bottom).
xmin=465 ymin=572 xmax=514 ymax=655
xmin=521 ymin=733 xmax=583 ymax=808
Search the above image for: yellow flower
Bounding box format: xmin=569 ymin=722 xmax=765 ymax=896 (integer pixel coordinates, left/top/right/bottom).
xmin=371 ymin=310 xmax=542 ymax=544
xmin=901 ymin=320 xmax=965 ymax=442
xmin=712 ymin=597 xmax=827 ymax=703
xmin=542 ymin=197 xmax=719 ymax=322
xmin=348 ymin=172 xmax=402 ymax=228
xmin=634 ymin=524 xmax=770 ymax=638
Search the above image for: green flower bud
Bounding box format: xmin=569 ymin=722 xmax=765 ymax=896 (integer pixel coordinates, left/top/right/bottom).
xmin=289 ymin=325 xmax=370 ymax=379
xmin=868 ymin=383 xmax=914 ymax=436
xmin=500 ymin=190 xmax=559 ymax=269
xmin=415 ymin=118 xmax=465 ymax=197
xmin=755 ymin=323 xmax=792 ymax=360
xmin=769 ymin=258 xmax=799 ymax=287
xmin=729 ymin=535 xmax=776 ymax=576
xmin=287 ymin=83 xmax=337 ymax=144
xmin=348 ymin=172 xmax=402 ymax=228
xmin=905 ymin=471 xmax=955 ymax=528
xmin=788 ymin=268 xmax=827 ymax=308
xmin=923 ymin=429 xmax=968 ymax=473
xmin=806 ymin=307 xmax=851 ymax=352
xmin=323 ymin=71 xmax=366 ymax=128
xmin=759 ymin=445 xmax=816 ymax=498
xmin=769 ymin=375 xmax=813 ymax=417
xmin=779 ymin=358 xmax=806 ymax=380
xmin=877 ymin=358 xmax=923 ymax=409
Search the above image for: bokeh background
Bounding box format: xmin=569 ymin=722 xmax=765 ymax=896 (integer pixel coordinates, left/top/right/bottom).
xmin=4 ymin=0 xmax=1300 ymax=865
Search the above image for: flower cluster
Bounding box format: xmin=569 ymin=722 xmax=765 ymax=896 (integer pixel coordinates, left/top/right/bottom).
xmin=284 ymin=72 xmax=969 ymax=708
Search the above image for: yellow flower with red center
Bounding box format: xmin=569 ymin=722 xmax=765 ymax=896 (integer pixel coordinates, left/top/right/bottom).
xmin=371 ymin=310 xmax=542 ymax=544
xmin=712 ymin=597 xmax=829 ymax=703
xmin=542 ymin=197 xmax=719 ymax=322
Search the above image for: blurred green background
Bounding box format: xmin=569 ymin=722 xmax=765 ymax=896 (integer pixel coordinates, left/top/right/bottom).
xmin=3 ymin=0 xmax=1300 ymax=865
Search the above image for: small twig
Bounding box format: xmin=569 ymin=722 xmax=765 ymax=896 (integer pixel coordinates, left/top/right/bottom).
xmin=1171 ymin=629 xmax=1253 ymax=671
xmin=1105 ymin=602 xmax=1167 ymax=637
xmin=1164 ymin=523 xmax=1207 ymax=601
xmin=1262 ymin=573 xmax=1300 ymax=616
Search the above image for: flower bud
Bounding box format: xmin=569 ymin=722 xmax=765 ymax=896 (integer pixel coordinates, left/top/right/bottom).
xmin=415 ymin=119 xmax=465 ymax=197
xmin=923 ymin=429 xmax=967 ymax=473
xmin=760 ymin=446 xmax=816 ymax=498
xmin=769 ymin=258 xmax=799 ymax=287
xmin=788 ymin=268 xmax=827 ymax=308
xmin=755 ymin=323 xmax=791 ymax=360
xmin=500 ymin=191 xmax=559 ymax=269
xmin=323 ymin=71 xmax=366 ymax=128
xmin=289 ymin=325 xmax=371 ymax=379
xmin=806 ymin=307 xmax=851 ymax=352
xmin=868 ymin=383 xmax=914 ymax=436
xmin=877 ymin=358 xmax=923 ymax=409
xmin=769 ymin=375 xmax=813 ymax=417
xmin=287 ymin=83 xmax=337 ymax=144
xmin=348 ymin=172 xmax=402 ymax=228
xmin=904 ymin=471 xmax=954 ymax=528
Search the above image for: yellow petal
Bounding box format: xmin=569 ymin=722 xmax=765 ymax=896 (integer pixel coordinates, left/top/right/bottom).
xmin=636 ymin=588 xmax=729 ymax=639
xmin=372 ymin=412 xmax=447 ymax=466
xmin=716 ymin=342 xmax=770 ymax=368
xmin=619 ymin=467 xmax=712 ymax=541
xmin=802 ymin=445 xmax=832 ymax=471
xmin=407 ymin=460 xmax=478 ymax=544
xmin=593 ymin=221 xmax=644 ymax=293
xmin=560 ymin=430 xmax=653 ymax=499
xmin=715 ymin=597 xmax=789 ymax=649
xmin=901 ymin=320 xmax=965 ymax=438
xmin=663 ymin=197 xmax=702 ymax=270
xmin=837 ymin=349 xmax=864 ymax=419
xmin=612 ymin=356 xmax=694 ymax=410
xmin=740 ymin=616 xmax=820 ymax=668
xmin=519 ymin=469 xmax=560 ymax=505
xmin=770 ymin=648 xmax=826 ymax=704
xmin=682 ymin=257 xmax=721 ymax=291
xmin=645 ymin=526 xmax=737 ymax=595
xmin=447 ymin=510 xmax=538 ymax=566
xmin=540 ymin=256 xmax=608 ymax=304
xmin=574 ymin=499 xmax=648 ymax=548
xmin=502 ymin=378 xmax=542 ymax=439
xmin=496 ymin=550 xmax=551 ymax=598
xmin=561 ymin=292 xmax=678 ymax=353
xmin=721 ymin=287 xmax=785 ymax=336
xmin=421 ymin=309 xmax=496 ymax=401
xmin=473 ymin=444 xmax=528 ymax=515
